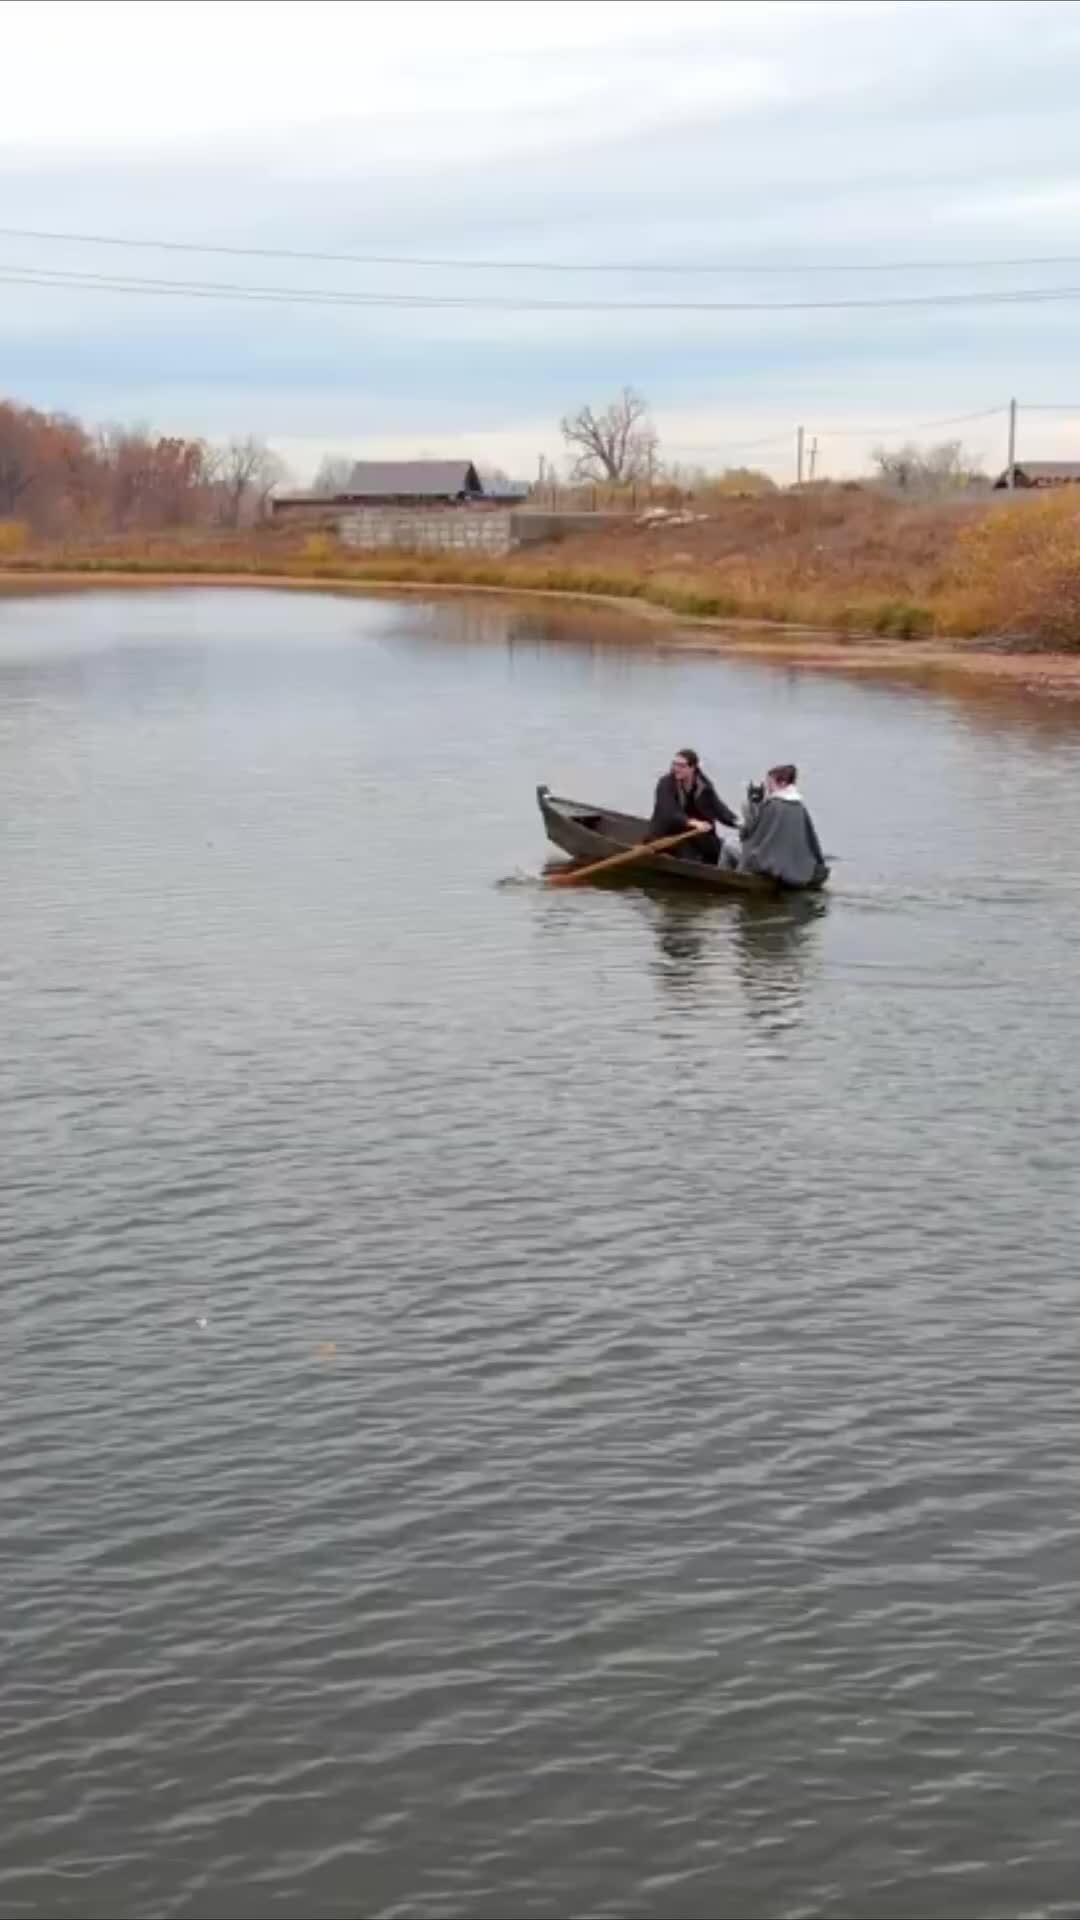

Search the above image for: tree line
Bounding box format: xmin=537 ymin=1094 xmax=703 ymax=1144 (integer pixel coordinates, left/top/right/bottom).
xmin=0 ymin=384 xmax=992 ymax=540
xmin=0 ymin=398 xmax=286 ymax=535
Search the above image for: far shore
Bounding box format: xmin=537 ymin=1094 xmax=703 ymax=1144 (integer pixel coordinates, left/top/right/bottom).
xmin=4 ymin=565 xmax=1080 ymax=703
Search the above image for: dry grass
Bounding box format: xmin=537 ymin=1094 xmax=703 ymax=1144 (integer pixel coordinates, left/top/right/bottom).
xmin=936 ymin=491 xmax=1080 ymax=645
xmin=6 ymin=487 xmax=1080 ymax=646
xmin=0 ymin=519 xmax=29 ymax=556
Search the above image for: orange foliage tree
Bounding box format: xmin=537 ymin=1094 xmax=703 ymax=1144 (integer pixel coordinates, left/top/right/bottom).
xmin=951 ymin=492 xmax=1080 ymax=646
xmin=0 ymin=394 xmax=287 ymax=539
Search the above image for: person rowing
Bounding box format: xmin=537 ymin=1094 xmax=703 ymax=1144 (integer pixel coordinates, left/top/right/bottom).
xmin=721 ymin=763 xmax=828 ymax=886
xmin=648 ymin=748 xmax=739 ymax=866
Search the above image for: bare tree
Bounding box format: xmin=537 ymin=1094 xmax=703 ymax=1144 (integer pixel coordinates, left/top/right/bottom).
xmin=560 ymin=387 xmax=658 ymax=484
xmin=871 ymin=439 xmax=986 ymax=496
xmin=312 ymin=454 xmax=355 ymax=495
xmin=217 ymin=436 xmax=286 ymax=526
xmin=0 ymin=403 xmax=37 ymax=516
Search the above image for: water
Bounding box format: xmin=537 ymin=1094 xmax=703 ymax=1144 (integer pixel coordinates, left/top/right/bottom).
xmin=3 ymin=587 xmax=1080 ymax=1920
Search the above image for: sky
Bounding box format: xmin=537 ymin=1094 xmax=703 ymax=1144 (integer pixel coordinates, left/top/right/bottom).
xmin=4 ymin=0 xmax=1080 ymax=482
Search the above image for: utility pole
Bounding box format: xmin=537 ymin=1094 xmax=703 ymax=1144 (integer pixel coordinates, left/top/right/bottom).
xmin=1006 ymin=398 xmax=1017 ymax=490
xmin=808 ymin=436 xmax=818 ymax=483
xmin=796 ymin=425 xmax=805 ymax=487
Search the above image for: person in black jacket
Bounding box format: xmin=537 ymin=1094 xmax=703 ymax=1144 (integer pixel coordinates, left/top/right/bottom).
xmin=648 ymin=748 xmax=739 ymax=864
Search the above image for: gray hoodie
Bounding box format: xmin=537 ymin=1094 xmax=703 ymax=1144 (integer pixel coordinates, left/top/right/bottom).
xmin=740 ymin=788 xmax=827 ymax=886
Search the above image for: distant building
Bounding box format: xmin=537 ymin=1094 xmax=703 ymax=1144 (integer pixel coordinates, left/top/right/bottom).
xmin=272 ymin=459 xmax=506 ymax=521
xmin=993 ymin=460 xmax=1080 ymax=490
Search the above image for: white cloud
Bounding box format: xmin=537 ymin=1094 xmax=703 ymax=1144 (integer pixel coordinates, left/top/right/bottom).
xmin=938 ymin=182 xmax=1080 ymax=225
xmin=3 ymin=0 xmax=790 ymax=147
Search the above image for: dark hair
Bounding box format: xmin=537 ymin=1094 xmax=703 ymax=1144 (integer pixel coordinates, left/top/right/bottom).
xmin=768 ymin=762 xmax=797 ymax=786
xmin=675 ymin=748 xmax=700 ymax=768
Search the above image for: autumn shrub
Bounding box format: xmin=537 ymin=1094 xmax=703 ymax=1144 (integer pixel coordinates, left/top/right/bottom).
xmin=950 ymin=492 xmax=1080 ymax=646
xmin=869 ymin=600 xmax=934 ymax=639
xmin=0 ymin=519 xmax=29 ymax=556
xmin=301 ymin=531 xmax=337 ymax=565
xmin=690 ymin=468 xmax=778 ymax=506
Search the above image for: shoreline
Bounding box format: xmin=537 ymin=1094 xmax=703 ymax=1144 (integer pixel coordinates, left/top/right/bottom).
xmin=3 ymin=565 xmax=1080 ymax=701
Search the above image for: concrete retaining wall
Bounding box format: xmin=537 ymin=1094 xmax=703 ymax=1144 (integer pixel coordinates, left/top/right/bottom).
xmin=283 ymin=503 xmax=633 ymax=555
xmin=274 ymin=498 xmax=643 ymax=555
xmin=338 ymin=505 xmax=514 ymax=555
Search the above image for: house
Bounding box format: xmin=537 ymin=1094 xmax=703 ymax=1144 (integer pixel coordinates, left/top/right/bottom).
xmin=272 ymin=459 xmax=490 ymax=520
xmin=993 ymin=460 xmax=1080 ymax=490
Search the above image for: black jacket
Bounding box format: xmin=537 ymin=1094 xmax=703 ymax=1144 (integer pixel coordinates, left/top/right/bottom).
xmin=649 ymin=769 xmax=739 ymax=839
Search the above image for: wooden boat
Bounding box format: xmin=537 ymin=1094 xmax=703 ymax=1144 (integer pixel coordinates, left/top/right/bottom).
xmin=537 ymin=786 xmax=828 ymax=894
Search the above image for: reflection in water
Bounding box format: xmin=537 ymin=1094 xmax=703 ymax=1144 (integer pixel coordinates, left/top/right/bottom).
xmin=648 ymin=893 xmax=710 ymax=993
xmin=388 ymin=597 xmax=660 ymax=671
xmin=733 ymin=895 xmax=828 ymax=1030
xmin=869 ymin=662 xmax=1080 ymax=745
xmin=646 ymin=888 xmax=828 ymax=1030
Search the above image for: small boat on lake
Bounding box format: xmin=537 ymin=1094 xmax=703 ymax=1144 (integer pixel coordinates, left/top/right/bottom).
xmin=537 ymin=786 xmax=829 ymax=894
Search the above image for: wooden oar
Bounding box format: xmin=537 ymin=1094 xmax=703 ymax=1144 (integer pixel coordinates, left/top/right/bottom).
xmin=545 ymin=823 xmax=710 ymax=887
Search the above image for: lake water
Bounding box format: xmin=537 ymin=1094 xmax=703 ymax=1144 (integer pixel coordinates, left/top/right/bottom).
xmin=3 ymin=586 xmax=1080 ymax=1920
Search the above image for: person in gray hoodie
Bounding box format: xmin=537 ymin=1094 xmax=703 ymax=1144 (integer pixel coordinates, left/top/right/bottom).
xmin=722 ymin=764 xmax=828 ymax=887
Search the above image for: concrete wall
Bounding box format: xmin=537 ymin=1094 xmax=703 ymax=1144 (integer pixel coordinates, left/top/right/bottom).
xmin=338 ymin=505 xmax=513 ymax=555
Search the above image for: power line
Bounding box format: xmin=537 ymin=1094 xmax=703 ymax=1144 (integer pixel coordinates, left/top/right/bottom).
xmin=812 ymin=406 xmax=1007 ymax=437
xmin=6 ymin=262 xmax=1080 ymax=313
xmin=6 ymin=223 xmax=1080 ymax=278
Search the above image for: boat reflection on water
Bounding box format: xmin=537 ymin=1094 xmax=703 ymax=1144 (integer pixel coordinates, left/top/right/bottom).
xmin=648 ymin=889 xmax=829 ymax=1031
xmin=732 ymin=894 xmax=829 ymax=1032
xmin=648 ymin=894 xmax=710 ymax=983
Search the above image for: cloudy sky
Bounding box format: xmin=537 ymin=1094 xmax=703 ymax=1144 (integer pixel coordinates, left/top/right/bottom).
xmin=5 ymin=0 xmax=1080 ymax=481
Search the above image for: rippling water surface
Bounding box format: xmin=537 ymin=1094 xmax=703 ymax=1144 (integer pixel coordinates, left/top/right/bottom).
xmin=4 ymin=587 xmax=1080 ymax=1919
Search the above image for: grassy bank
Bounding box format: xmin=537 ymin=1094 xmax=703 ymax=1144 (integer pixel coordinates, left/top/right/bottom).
xmin=3 ymin=486 xmax=1080 ymax=646
xmin=0 ymin=532 xmax=936 ymax=634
